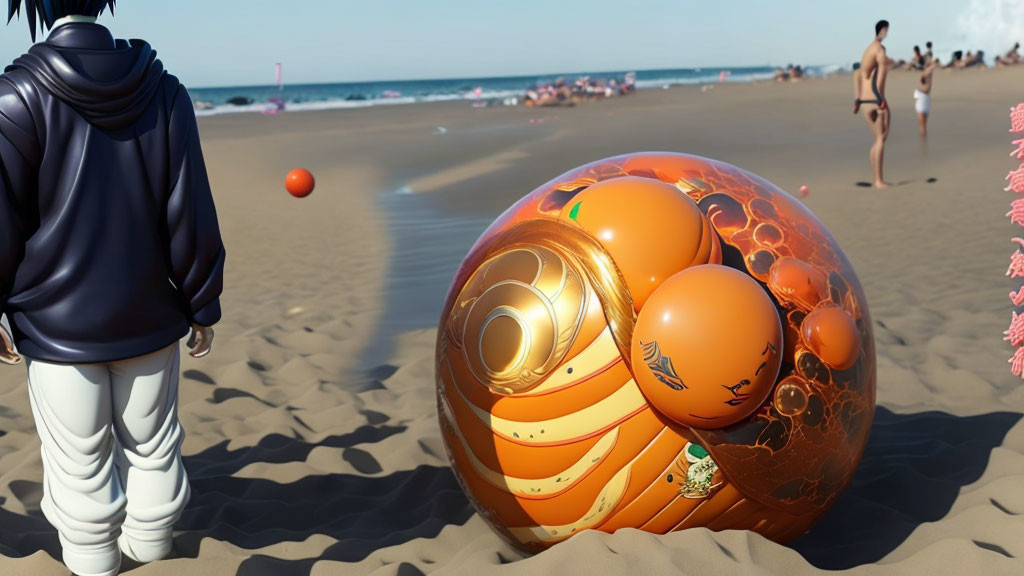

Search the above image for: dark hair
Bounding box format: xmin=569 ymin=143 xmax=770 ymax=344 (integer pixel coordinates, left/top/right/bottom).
xmin=875 ymin=20 xmax=889 ymax=35
xmin=913 ymin=45 xmax=920 ymax=53
xmin=926 ymin=41 xmax=932 ymax=48
xmin=7 ymin=0 xmax=115 ymax=41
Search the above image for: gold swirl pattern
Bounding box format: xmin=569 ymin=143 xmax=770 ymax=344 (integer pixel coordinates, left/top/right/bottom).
xmin=446 ymin=244 xmax=587 ymax=395
xmin=455 ymin=219 xmax=638 ymax=378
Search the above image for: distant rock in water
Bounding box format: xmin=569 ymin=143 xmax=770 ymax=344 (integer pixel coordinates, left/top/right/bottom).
xmin=345 ymin=94 xmax=367 ymax=101
xmin=227 ymin=96 xmax=254 ymax=106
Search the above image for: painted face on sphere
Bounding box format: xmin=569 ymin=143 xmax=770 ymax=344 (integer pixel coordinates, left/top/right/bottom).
xmin=631 ymin=264 xmax=783 ymax=429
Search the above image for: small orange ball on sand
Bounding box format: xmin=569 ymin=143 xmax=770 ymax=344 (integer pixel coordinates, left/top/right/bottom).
xmin=799 ymin=185 xmax=809 ymax=197
xmin=285 ymin=168 xmax=315 ymax=198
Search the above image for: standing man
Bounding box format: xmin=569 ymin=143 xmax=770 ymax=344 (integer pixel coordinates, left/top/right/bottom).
xmin=853 ymin=20 xmax=892 ymax=188
xmin=0 ymin=2 xmax=225 ymax=575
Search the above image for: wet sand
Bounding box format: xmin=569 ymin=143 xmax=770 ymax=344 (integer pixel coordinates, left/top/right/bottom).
xmin=3 ymin=66 xmax=1024 ymax=575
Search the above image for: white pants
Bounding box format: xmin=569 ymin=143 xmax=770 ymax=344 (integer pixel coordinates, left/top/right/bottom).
xmin=26 ymin=344 xmax=189 ymax=576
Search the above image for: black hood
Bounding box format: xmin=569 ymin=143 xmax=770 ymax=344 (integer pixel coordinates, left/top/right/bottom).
xmin=5 ymin=23 xmax=165 ymax=130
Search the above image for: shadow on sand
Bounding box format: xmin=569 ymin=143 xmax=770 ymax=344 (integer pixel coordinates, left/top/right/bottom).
xmin=0 ymin=407 xmax=1017 ymax=575
xmin=791 ymin=406 xmax=1021 ymax=568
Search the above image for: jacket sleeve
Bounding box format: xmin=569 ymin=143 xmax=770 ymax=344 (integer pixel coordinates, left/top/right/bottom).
xmin=167 ymin=84 xmax=225 ymax=327
xmin=0 ymin=78 xmax=36 ymax=315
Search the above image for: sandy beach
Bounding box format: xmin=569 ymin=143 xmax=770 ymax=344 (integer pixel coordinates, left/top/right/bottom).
xmin=3 ymin=65 xmax=1024 ymax=575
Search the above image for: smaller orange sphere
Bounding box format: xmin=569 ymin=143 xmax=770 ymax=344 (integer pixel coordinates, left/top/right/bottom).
xmin=286 ymin=168 xmax=316 ymax=198
xmin=631 ymin=264 xmax=783 ymax=429
xmin=767 ymin=257 xmax=826 ymax=310
xmin=559 ymin=176 xmax=719 ymax=310
xmin=800 ymin=304 xmax=860 ymax=370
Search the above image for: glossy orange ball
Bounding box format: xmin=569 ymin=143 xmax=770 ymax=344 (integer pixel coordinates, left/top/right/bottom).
xmin=558 ymin=176 xmax=720 ymax=310
xmin=631 ymin=264 xmax=783 ymax=428
xmin=285 ymin=168 xmax=315 ymax=198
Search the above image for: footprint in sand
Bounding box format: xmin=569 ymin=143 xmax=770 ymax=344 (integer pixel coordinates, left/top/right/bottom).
xmin=209 ymin=388 xmax=276 ymax=408
xmin=247 ymin=360 xmax=269 ymax=372
xmin=359 ymin=409 xmax=390 ymax=426
xmin=183 ymin=369 xmax=216 ymax=385
xmin=342 ymin=447 xmax=383 ymax=474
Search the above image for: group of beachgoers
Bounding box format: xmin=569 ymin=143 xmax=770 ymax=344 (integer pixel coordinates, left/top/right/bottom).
xmin=894 ymin=40 xmax=1024 ymax=71
xmin=852 ymin=20 xmax=1020 ymax=188
xmin=889 ymin=41 xmax=989 ymax=71
xmin=774 ymin=64 xmax=806 ymax=82
xmin=523 ymin=73 xmax=637 ymax=107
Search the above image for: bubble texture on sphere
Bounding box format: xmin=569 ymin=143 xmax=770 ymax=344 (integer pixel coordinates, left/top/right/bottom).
xmin=435 ymin=152 xmax=876 ymax=553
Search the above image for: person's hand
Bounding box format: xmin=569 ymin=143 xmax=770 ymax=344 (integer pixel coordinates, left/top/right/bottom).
xmin=187 ymin=323 xmax=214 ymax=358
xmin=0 ymin=324 xmax=21 ymax=365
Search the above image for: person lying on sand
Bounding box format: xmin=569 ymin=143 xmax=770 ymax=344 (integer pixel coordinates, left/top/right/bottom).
xmin=774 ymin=64 xmax=805 ymax=83
xmin=996 ymin=43 xmax=1021 ymax=67
xmin=943 ymin=50 xmax=963 ymax=69
xmin=962 ymin=50 xmax=987 ymax=68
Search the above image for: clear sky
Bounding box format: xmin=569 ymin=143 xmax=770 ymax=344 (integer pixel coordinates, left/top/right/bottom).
xmin=0 ymin=0 xmax=1019 ymax=88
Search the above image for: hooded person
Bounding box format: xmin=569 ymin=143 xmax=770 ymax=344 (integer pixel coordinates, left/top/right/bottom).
xmin=0 ymin=2 xmax=225 ymax=575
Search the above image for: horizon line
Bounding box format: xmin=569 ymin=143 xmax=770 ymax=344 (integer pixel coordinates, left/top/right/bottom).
xmin=189 ymin=62 xmax=840 ymax=91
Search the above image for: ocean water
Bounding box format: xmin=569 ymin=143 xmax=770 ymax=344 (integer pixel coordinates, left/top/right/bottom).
xmin=189 ymin=64 xmax=846 ymax=116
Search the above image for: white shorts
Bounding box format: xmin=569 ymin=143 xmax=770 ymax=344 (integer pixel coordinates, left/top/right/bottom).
xmin=914 ymin=89 xmax=931 ymax=115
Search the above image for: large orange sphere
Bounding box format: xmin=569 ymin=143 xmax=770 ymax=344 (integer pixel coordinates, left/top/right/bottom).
xmin=631 ymin=265 xmax=782 ymax=429
xmin=285 ymin=168 xmax=315 ymax=198
xmin=436 ymin=152 xmax=876 ymax=554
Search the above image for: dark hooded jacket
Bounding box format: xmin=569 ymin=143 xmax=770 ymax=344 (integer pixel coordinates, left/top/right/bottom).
xmin=0 ymin=23 xmax=225 ymax=364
